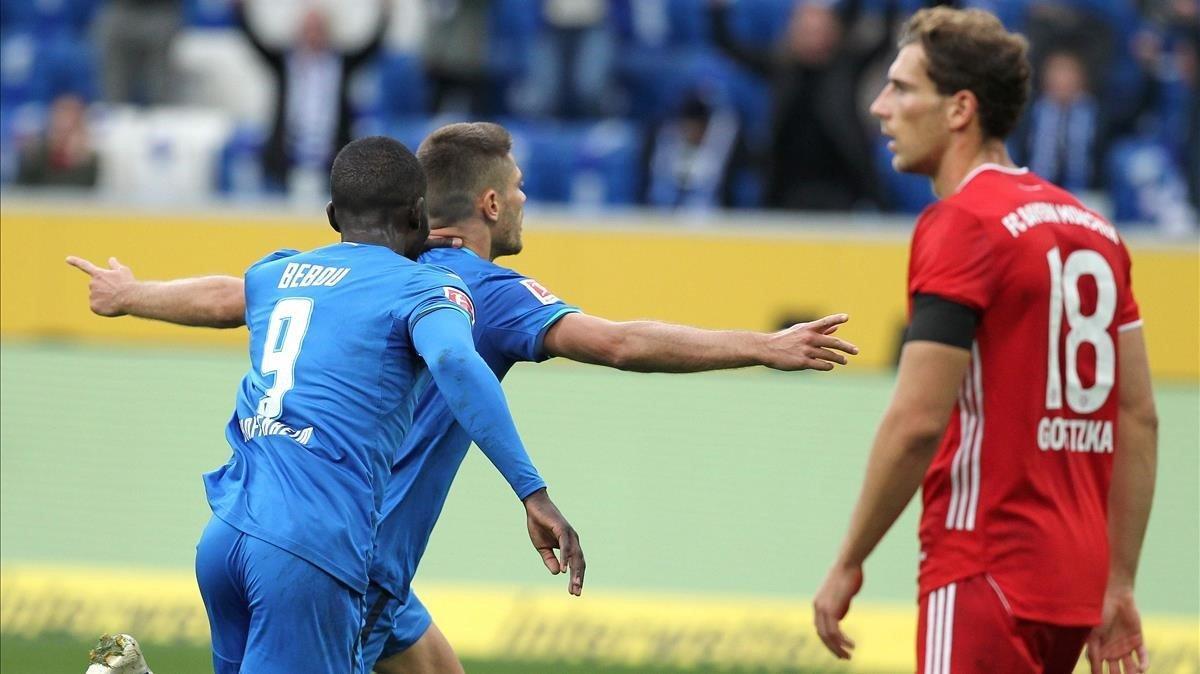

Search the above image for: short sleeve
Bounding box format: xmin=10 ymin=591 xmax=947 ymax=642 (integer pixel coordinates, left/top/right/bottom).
xmin=480 ymin=275 xmax=581 ymax=363
xmin=247 ymin=248 xmax=301 ymax=274
xmin=1115 ymin=240 xmax=1142 ymax=332
xmin=908 ymin=203 xmax=998 ymax=313
xmin=399 ymin=268 xmax=476 ymax=337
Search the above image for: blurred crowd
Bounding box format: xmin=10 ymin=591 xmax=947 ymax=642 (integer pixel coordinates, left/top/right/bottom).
xmin=1 ymin=0 xmax=1196 ymax=229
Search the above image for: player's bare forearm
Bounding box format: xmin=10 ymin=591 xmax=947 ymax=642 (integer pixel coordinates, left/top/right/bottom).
xmin=834 ymin=409 xmax=940 ymax=568
xmin=833 ymin=342 xmax=967 ymax=568
xmin=67 ymin=256 xmax=246 ymax=328
xmin=544 ymin=313 xmax=856 ymax=373
xmin=1108 ymin=328 xmax=1158 ymax=590
xmin=126 ymin=276 xmax=246 ymax=328
xmin=601 ymin=320 xmax=763 ymax=372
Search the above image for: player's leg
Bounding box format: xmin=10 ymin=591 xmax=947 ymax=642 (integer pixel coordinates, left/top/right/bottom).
xmin=372 ymin=592 xmax=464 ymax=674
xmin=194 ymin=515 xmax=252 ymax=674
xmin=234 ymin=532 xmax=367 ymax=674
xmin=916 ymin=574 xmax=1038 ymax=674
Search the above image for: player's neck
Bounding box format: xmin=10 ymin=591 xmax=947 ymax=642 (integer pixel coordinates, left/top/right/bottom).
xmin=931 ymin=138 xmax=1014 ymax=198
xmin=340 ymin=231 xmax=402 ymax=254
xmin=429 ymin=221 xmax=494 ymax=261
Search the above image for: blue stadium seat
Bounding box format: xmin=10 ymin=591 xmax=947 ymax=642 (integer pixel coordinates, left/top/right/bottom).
xmin=0 ymin=101 xmax=47 ymax=184
xmin=617 ymin=47 xmax=770 ymax=145
xmin=503 ymin=118 xmax=579 ymax=203
xmin=612 ymin=0 xmax=709 ymax=48
xmin=1106 ymin=138 xmax=1194 ymax=226
xmin=503 ymin=119 xmax=641 ymax=206
xmin=873 ymin=136 xmax=934 ymax=214
xmin=0 ymin=0 xmax=99 ymax=39
xmin=489 ymin=0 xmax=538 ymax=80
xmin=354 ymin=52 xmax=428 ymax=122
xmin=570 ymin=119 xmax=642 ymax=206
xmin=184 ymin=0 xmax=235 ymax=28
xmin=0 ymin=31 xmax=96 ymax=106
xmin=216 ymin=124 xmax=267 ymax=196
xmin=729 ymin=0 xmax=792 ymax=45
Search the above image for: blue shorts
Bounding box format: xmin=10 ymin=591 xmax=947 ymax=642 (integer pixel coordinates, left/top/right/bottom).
xmin=195 ymin=515 xmax=366 ymax=674
xmin=359 ymin=583 xmax=433 ymax=671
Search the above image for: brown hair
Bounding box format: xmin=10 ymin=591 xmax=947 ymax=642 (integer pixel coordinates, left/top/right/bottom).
xmin=416 ymin=122 xmax=514 ymax=224
xmin=899 ymin=7 xmax=1031 ymax=140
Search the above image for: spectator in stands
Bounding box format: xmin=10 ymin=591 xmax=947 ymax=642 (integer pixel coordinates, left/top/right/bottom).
xmin=16 ymin=94 xmax=98 ymax=188
xmin=1019 ymin=50 xmax=1099 ymax=191
xmin=91 ymin=0 xmax=182 ymax=105
xmin=708 ymin=0 xmax=885 ymax=211
xmin=640 ymin=87 xmax=744 ymax=210
xmin=236 ymin=0 xmax=390 ymax=191
xmin=512 ymin=0 xmax=618 ymax=119
xmin=424 ymin=0 xmax=492 ymax=115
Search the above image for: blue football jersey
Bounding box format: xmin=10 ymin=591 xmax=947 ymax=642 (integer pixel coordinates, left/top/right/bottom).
xmin=204 ymin=242 xmax=474 ymax=593
xmin=370 ymin=247 xmax=580 ymax=598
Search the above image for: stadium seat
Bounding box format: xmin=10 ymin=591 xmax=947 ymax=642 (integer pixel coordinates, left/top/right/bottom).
xmin=488 ymin=0 xmax=538 ymax=80
xmin=0 ymin=31 xmax=96 ymax=105
xmin=503 ymin=118 xmax=578 ymax=203
xmin=0 ymin=0 xmax=99 ymax=39
xmin=216 ymin=123 xmax=266 ymax=197
xmin=728 ymin=0 xmax=792 ymax=45
xmin=570 ymin=119 xmax=642 ymax=206
xmin=1106 ymin=138 xmax=1197 ymax=230
xmin=613 ymin=0 xmax=709 ymax=49
xmin=0 ymin=101 xmax=48 ymax=184
xmin=616 ymin=47 xmax=770 ymax=146
xmin=360 ymin=51 xmax=428 ymax=119
xmin=184 ymin=0 xmax=236 ymax=28
xmin=873 ymin=136 xmax=935 ymax=214
xmin=503 ymin=119 xmax=641 ymax=206
xmin=94 ymin=105 xmax=234 ymax=200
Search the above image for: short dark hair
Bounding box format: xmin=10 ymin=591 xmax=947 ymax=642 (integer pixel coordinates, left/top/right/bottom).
xmin=416 ymin=122 xmax=513 ymax=224
xmin=899 ymin=7 xmax=1031 ymax=140
xmin=330 ymin=136 xmax=425 ymax=215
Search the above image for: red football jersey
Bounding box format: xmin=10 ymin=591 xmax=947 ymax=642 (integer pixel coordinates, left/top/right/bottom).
xmin=909 ymin=164 xmax=1141 ymax=626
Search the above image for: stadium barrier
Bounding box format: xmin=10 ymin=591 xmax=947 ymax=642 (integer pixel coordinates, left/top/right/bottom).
xmin=1 ymin=565 xmax=1196 ymax=672
xmin=1 ymin=202 xmax=1197 ymax=380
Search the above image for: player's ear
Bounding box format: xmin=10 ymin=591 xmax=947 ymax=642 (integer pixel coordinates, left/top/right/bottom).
xmin=326 ymin=201 xmax=340 ymax=232
xmin=410 ymin=197 xmax=428 ymax=232
xmin=946 ymin=89 xmax=978 ymax=133
xmin=480 ymin=188 xmax=500 ymax=223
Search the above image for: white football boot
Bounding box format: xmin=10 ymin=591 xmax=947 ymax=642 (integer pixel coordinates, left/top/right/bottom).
xmin=85 ymin=633 xmax=154 ymax=674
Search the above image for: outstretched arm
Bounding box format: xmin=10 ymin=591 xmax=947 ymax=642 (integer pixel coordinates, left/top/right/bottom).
xmin=542 ymin=312 xmax=857 ymax=373
xmin=412 ymin=307 xmax=584 ymax=596
xmin=234 ymin=0 xmax=285 ymax=68
xmin=813 ymin=340 xmax=968 ymax=660
xmin=66 ymin=256 xmax=246 ymax=328
xmin=1087 ymin=327 xmax=1156 ymax=674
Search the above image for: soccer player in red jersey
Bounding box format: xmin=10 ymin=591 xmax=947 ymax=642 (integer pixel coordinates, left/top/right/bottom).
xmin=812 ymin=8 xmax=1157 ymax=674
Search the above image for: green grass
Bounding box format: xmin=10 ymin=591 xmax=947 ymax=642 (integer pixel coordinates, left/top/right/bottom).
xmin=0 ymin=634 xmax=834 ymax=674
xmin=1 ymin=342 xmax=1196 ymax=672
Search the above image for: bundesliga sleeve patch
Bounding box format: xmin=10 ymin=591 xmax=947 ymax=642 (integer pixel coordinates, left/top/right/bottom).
xmin=520 ymin=279 xmax=559 ymax=305
xmin=443 ymin=287 xmax=475 ymax=323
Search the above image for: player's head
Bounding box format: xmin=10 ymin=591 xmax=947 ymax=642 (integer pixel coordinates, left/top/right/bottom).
xmin=327 ymin=136 xmax=429 ymax=260
xmin=870 ymin=7 xmax=1030 ymax=176
xmin=417 ymin=122 xmax=526 ymax=258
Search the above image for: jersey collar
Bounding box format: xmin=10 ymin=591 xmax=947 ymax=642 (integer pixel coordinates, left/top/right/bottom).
xmin=956 ymin=163 xmax=1029 ymax=193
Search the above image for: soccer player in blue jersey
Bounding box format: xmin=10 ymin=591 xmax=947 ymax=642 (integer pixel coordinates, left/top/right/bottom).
xmin=68 ymin=123 xmax=856 ymax=673
xmin=81 ymin=135 xmax=582 ymax=674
